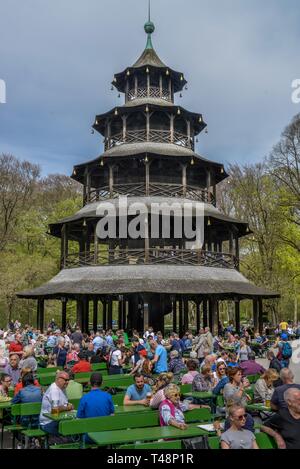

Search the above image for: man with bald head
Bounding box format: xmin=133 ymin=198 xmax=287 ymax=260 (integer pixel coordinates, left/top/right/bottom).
xmin=271 ymin=368 xmax=300 ymax=411
xmin=39 ymin=371 xmax=73 ymax=436
xmin=262 ymin=388 xmax=300 ymax=449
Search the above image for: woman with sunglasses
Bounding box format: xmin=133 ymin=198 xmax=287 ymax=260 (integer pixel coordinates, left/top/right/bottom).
xmin=214 ymin=405 xmax=258 ymax=449
xmin=212 ymin=362 xmax=230 ymax=396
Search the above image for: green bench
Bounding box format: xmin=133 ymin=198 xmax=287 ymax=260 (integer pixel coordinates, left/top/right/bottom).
xmin=247 ymin=374 xmax=261 ymax=384
xmin=52 ymin=408 xmax=212 ymax=449
xmin=5 ymin=403 xmax=47 ymax=448
xmin=119 ymin=440 xmax=183 ymax=450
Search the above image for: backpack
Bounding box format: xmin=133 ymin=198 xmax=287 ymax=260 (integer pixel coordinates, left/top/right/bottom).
xmin=281 ymin=341 xmax=292 ymax=359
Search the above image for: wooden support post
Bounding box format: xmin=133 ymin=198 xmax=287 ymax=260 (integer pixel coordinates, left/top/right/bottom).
xmin=203 ymin=299 xmax=208 ymax=327
xmin=108 ymin=298 xmax=113 ymax=329
xmin=134 ymin=76 xmax=138 ymax=96
xmin=172 ymin=299 xmax=177 ymax=333
xmin=170 ymin=114 xmax=174 ymax=143
xmin=102 ymin=299 xmax=107 ymax=330
xmin=159 ymin=74 xmax=163 ymax=98
xmin=94 ymin=226 xmax=98 ymax=265
xmin=235 ymin=236 xmax=240 ymax=271
xmin=229 ymin=230 xmax=234 ymax=255
xmin=186 ymin=120 xmax=191 ymax=148
xmin=61 ymin=299 xmax=67 ymax=332
xmin=206 ymin=170 xmax=211 ymax=203
xmin=93 ymin=299 xmax=98 ymax=332
xmin=235 ymin=300 xmax=240 ymax=334
xmin=183 ymin=300 xmax=189 ymax=332
xmin=76 ymin=298 xmax=84 ymax=331
xmin=109 ymin=166 xmax=114 ymax=197
xmin=258 ymin=298 xmax=263 ymax=334
xmin=122 ymin=115 xmax=127 ymax=142
xmin=38 ymin=299 xmax=44 ymax=332
xmin=147 ymin=73 xmax=150 ymax=97
xmin=196 ymin=301 xmax=201 ymax=332
xmin=144 ymin=215 xmax=149 ymax=263
xmin=82 ymin=297 xmax=89 ymax=333
xmin=146 ymin=112 xmax=150 ymax=141
xmin=182 ymin=164 xmax=187 ymax=197
xmin=86 ymin=170 xmax=91 ymax=204
xmin=145 ymin=161 xmax=150 ymax=196
xmin=118 ymin=300 xmax=123 ymax=329
xmin=143 ymin=299 xmax=149 ymax=333
xmin=179 ymin=299 xmax=183 ymax=337
xmin=36 ymin=301 xmax=40 ymax=329
xmin=253 ymin=299 xmax=258 ymax=332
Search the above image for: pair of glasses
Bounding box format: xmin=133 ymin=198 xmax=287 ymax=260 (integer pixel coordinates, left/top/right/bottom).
xmin=236 ymin=414 xmax=246 ymax=421
xmin=60 ymin=377 xmax=69 ymax=382
xmin=219 ymin=368 xmax=226 ymax=371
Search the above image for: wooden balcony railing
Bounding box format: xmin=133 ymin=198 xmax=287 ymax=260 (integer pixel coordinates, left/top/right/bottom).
xmin=88 ymin=183 xmax=216 ymax=205
xmin=105 ymin=129 xmax=194 ymax=151
xmin=63 ymin=249 xmax=238 ymax=270
xmin=127 ymin=87 xmax=171 ymax=102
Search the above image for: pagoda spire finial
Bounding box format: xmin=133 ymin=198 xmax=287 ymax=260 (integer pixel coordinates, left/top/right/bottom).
xmin=144 ymin=0 xmax=155 ymax=50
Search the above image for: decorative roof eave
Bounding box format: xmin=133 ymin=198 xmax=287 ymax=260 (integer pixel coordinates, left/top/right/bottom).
xmin=113 ymin=64 xmax=187 ymax=94
xmin=71 ymin=144 xmax=228 ymax=183
xmin=16 ymin=265 xmax=280 ymax=299
xmin=92 ymin=104 xmax=206 ymax=137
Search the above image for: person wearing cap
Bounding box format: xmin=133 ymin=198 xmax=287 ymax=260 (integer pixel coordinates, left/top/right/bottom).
xmin=131 ymin=337 xmax=146 ymax=365
xmin=129 ymin=349 xmax=152 ymax=376
xmin=276 ymin=333 xmax=293 ymax=368
xmin=168 ymin=350 xmax=186 ymax=375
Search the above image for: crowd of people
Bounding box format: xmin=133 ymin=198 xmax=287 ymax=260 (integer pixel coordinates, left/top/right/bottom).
xmin=0 ymin=317 xmax=299 ymax=449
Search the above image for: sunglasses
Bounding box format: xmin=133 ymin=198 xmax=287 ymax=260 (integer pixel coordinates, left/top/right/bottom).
xmin=60 ymin=377 xmax=70 ymax=382
xmin=235 ymin=414 xmax=246 ymax=421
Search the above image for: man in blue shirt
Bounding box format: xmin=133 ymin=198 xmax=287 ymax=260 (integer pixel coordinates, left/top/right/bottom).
xmin=150 ymin=339 xmax=168 ymax=373
xmin=77 ymin=373 xmax=115 ymax=418
xmin=123 ymin=374 xmax=152 ymax=406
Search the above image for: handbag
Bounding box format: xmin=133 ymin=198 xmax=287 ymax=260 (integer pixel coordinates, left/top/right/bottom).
xmin=182 ymin=435 xmax=210 ymax=449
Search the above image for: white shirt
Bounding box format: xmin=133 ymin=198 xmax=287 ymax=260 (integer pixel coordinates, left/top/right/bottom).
xmin=110 ymin=349 xmax=122 ymax=367
xmin=39 ymin=382 xmax=68 ymax=426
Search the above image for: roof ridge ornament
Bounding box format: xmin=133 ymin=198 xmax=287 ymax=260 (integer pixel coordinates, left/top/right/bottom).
xmin=144 ymin=0 xmax=155 ymax=50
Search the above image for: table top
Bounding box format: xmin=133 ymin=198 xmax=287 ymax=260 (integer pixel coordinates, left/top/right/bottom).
xmin=43 ymin=405 xmax=155 ymax=421
xmin=88 ymin=422 xmax=210 ymax=446
xmin=246 ymin=403 xmax=272 ymax=412
xmin=182 ymin=391 xmax=214 ymax=399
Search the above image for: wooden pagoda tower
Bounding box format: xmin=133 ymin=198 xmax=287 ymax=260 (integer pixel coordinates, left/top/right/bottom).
xmin=18 ymin=13 xmax=278 ymax=335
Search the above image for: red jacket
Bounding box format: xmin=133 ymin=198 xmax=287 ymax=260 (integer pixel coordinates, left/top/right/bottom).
xmin=71 ymin=360 xmax=92 ymax=374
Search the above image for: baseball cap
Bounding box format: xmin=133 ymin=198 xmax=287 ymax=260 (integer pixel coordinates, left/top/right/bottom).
xmin=281 ymin=333 xmax=288 ymax=340
xmin=139 ymin=349 xmax=147 ymax=357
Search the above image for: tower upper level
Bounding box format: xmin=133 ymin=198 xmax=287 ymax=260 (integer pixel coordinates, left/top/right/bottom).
xmin=112 ymin=17 xmax=187 ymax=104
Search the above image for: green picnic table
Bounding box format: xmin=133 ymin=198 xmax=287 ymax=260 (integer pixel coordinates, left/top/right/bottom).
xmin=43 ymin=405 xmax=155 ymax=422
xmin=182 ymin=391 xmax=214 ymax=400
xmin=246 ymin=403 xmax=273 ymax=413
xmin=0 ymin=401 xmax=12 ymax=410
xmin=88 ymin=422 xmax=210 ymax=447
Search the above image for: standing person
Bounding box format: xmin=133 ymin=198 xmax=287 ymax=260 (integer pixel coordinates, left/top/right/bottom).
xmin=194 ymin=328 xmax=210 ymax=365
xmin=39 ymin=371 xmax=73 ymax=436
xmin=70 ymin=327 xmax=83 ymax=346
xmin=77 ymin=373 xmax=114 ymax=418
xmin=108 ymin=342 xmax=125 ymax=375
xmin=150 ymin=339 xmax=168 ymax=374
xmin=237 ymin=339 xmax=252 ymax=363
xmin=215 ymin=405 xmax=258 ymax=449
xmin=279 ymin=320 xmax=289 ymax=333
xmin=53 ymin=338 xmax=68 ymax=368
xmin=276 ymin=334 xmax=293 ymax=368
xmin=92 ymin=331 xmax=106 ymax=353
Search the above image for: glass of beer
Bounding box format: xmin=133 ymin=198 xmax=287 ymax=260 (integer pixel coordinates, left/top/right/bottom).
xmin=51 ymin=400 xmax=60 ymax=415
xmin=265 ymin=399 xmax=271 ymax=408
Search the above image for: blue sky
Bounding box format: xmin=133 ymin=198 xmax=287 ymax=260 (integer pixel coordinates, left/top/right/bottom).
xmin=0 ymin=0 xmax=299 ymax=176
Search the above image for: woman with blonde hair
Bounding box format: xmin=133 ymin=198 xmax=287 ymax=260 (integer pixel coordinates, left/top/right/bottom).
xmin=19 ymin=345 xmax=37 ymax=372
xmin=149 ymin=372 xmax=174 ymax=409
xmin=254 ymin=369 xmax=279 ymax=403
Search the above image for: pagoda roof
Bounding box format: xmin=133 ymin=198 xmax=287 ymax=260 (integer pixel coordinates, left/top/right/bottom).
xmin=48 ymin=197 xmax=250 ymax=238
xmin=17 ymin=265 xmax=279 ymax=299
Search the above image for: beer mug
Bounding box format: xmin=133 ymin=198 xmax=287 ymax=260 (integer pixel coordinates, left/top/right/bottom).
xmin=265 ymin=399 xmax=271 ymax=408
xmin=51 ymin=400 xmax=60 ymax=415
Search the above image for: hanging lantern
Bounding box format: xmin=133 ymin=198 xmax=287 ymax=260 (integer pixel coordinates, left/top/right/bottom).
xmin=145 ymin=105 xmax=149 ymax=113
xmin=185 ymin=85 xmax=188 ymax=90
xmin=199 ymin=116 xmax=203 ymax=123
xmin=179 ymin=93 xmax=182 ymax=98
xmin=118 ymin=94 xmax=121 ymax=98
xmin=100 ymin=160 xmax=104 ymax=167
xmin=126 ymin=70 xmax=130 ymax=76
xmin=180 ymin=75 xmax=184 ymax=81
xmin=145 ymin=155 xmax=149 ymax=163
xmin=91 ymin=129 xmax=95 ymax=134
xmin=205 ymin=129 xmax=208 ymax=134
xmin=177 ymin=108 xmax=181 ymax=115
xmin=191 ymin=157 xmax=194 ymax=166
xmin=111 ymin=85 xmax=114 ymax=91
xmin=166 ymin=69 xmax=170 ymax=76
xmin=146 ymin=67 xmax=149 ymax=74
xmin=207 ymin=218 xmax=211 ymax=226
xmin=83 ymin=219 xmax=87 ymax=227
xmin=115 ymin=108 xmax=118 ymax=116
xmin=221 ymin=167 xmax=224 ymax=174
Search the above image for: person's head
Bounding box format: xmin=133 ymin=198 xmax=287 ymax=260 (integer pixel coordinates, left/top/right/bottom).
xmin=198 ymin=328 xmax=204 ymax=335
xmin=280 ymin=368 xmax=294 ymax=385
xmin=204 ymin=327 xmax=210 ymax=334
xmin=22 ymin=345 xmax=34 ymax=359
xmin=201 ymin=365 xmax=212 ymax=378
xmin=239 ymin=339 xmax=246 ymax=347
xmin=9 ymin=353 xmax=19 ymax=368
xmin=134 ymin=373 xmax=145 ymax=390
xmin=189 ymin=351 xmax=197 ymax=360
xmin=132 ymin=337 xmax=140 ymax=347
xmin=153 ymin=372 xmax=174 ymax=393
xmin=262 ymin=369 xmax=279 ymax=387
xmin=266 ymin=350 xmax=275 ymax=361
xmin=220 ymin=351 xmax=229 ymax=360
xmin=281 ymin=333 xmax=288 ymax=341
xmin=15 ymin=334 xmax=22 ymax=344
xmin=170 ymin=350 xmax=179 ymax=360
xmin=78 ymin=352 xmax=88 ymax=361
xmin=216 ymin=361 xmax=227 ymax=377
xmin=21 ymin=372 xmax=35 ymax=388
xmin=248 ymin=352 xmax=256 ymax=361
xmin=90 ymin=372 xmax=103 ymax=388
xmin=73 ymin=344 xmax=80 ymax=353
xmin=57 ymin=338 xmax=65 ymax=347
xmin=149 ymin=339 xmax=158 ymax=350
xmin=139 ymin=349 xmax=148 ymax=358
xmin=164 ymin=383 xmax=181 ymax=405
xmin=0 ymin=374 xmax=12 ymax=389
xmin=186 ymin=359 xmax=198 ymax=372
xmin=284 ymin=388 xmax=300 ymax=415
xmin=228 ymin=405 xmax=247 ymax=430
xmin=227 ymin=367 xmax=243 ymax=385
xmin=87 ymin=342 xmax=94 ymax=352
xmin=55 ymin=371 xmax=70 ymax=390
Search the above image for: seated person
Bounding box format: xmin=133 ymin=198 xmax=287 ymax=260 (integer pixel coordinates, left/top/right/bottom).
xmin=14 ymin=367 xmax=40 ymax=395
xmin=77 ymin=373 xmax=114 ymax=418
xmin=71 ymin=352 xmax=92 ymax=373
xmin=254 ymin=369 xmax=279 ymax=404
xmin=123 ymin=373 xmax=152 ymax=406
xmin=239 ymin=352 xmax=265 ymax=376
xmin=12 ymin=372 xmax=42 ymax=427
xmin=66 ymin=371 xmax=83 ymax=400
xmin=39 ymin=371 xmax=74 ymax=437
xmin=214 ymin=405 xmax=258 ymax=449
xmin=270 ymin=368 xmax=300 ymax=411
xmin=223 ymin=367 xmax=251 ymax=409
xmin=192 ymin=365 xmax=215 ymax=392
xmin=212 ymin=362 xmax=229 ymax=396
xmin=261 ymin=388 xmax=300 ymax=449
xmin=149 ymin=372 xmax=174 ymax=409
xmin=159 ymin=384 xmax=208 ymax=429
xmin=168 ymin=350 xmax=186 ymax=375
xmin=181 ymin=359 xmax=199 ymax=385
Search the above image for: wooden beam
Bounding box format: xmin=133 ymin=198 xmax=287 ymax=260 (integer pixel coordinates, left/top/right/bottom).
xmin=38 ymin=299 xmax=44 ymax=332
xmin=93 ymin=299 xmax=98 ymax=332
xmin=183 ymin=299 xmax=189 ymax=332
xmin=258 ymin=298 xmax=263 ymax=334
xmin=173 ymin=299 xmax=177 ymax=332
xmin=203 ymin=299 xmax=208 ymax=327
xmin=253 ymin=299 xmax=258 ymax=332
xmin=108 ymin=298 xmax=113 ymax=329
xmin=235 ymin=300 xmax=240 ymax=334
xmin=196 ymin=301 xmax=201 ymax=332
xmin=61 ymin=300 xmax=67 ymax=332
